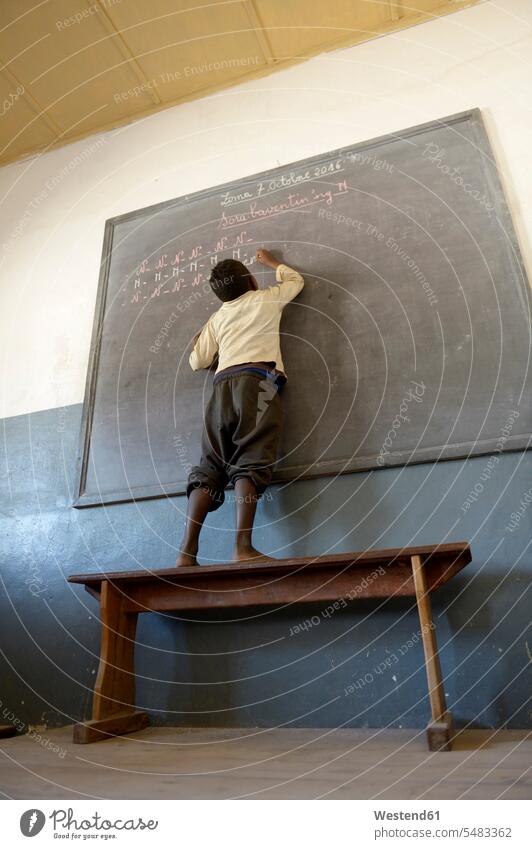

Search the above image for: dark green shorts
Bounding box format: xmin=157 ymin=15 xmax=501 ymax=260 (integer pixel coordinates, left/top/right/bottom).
xmin=187 ymin=372 xmax=283 ymax=511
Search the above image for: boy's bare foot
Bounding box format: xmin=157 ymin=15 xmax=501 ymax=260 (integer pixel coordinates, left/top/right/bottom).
xmin=175 ymin=546 xmax=198 ymax=567
xmin=233 ymin=545 xmax=273 ymax=563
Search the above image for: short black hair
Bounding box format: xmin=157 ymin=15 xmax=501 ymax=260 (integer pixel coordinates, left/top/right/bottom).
xmin=209 ymin=259 xmax=252 ymax=302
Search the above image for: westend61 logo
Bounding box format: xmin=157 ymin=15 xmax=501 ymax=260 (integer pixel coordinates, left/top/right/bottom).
xmin=19 ymin=807 xmax=159 ymax=837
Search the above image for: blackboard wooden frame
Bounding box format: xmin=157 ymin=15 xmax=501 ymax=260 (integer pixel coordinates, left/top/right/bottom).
xmin=74 ymin=108 xmax=531 ymax=508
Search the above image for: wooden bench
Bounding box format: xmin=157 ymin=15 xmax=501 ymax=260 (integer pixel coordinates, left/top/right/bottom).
xmin=68 ymin=542 xmax=472 ymax=749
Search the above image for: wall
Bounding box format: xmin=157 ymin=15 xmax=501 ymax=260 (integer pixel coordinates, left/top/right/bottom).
xmin=1 ymin=0 xmax=531 ymax=732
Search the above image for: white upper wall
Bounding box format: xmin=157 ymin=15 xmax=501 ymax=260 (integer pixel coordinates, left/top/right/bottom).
xmin=0 ymin=0 xmax=531 ymax=418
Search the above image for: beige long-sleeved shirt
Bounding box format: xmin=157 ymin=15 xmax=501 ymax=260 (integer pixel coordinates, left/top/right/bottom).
xmin=189 ymin=263 xmax=304 ymax=376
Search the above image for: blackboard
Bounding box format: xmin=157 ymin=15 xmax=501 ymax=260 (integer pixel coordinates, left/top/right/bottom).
xmin=75 ymin=109 xmax=531 ymax=507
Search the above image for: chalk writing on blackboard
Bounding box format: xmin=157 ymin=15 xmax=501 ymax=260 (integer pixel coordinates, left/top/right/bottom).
xmin=121 ymin=169 xmax=348 ymax=308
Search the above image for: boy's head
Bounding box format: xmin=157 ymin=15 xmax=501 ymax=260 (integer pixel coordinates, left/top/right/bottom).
xmin=209 ymin=259 xmax=257 ymax=302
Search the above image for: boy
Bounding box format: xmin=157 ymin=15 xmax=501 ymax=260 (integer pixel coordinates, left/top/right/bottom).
xmin=175 ymin=248 xmax=304 ymax=566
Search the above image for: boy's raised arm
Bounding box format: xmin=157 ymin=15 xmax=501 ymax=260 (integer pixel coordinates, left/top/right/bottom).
xmin=256 ymin=248 xmax=304 ymax=304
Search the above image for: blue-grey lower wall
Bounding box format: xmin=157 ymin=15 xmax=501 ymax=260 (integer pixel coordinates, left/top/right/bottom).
xmin=0 ymin=404 xmax=530 ymax=731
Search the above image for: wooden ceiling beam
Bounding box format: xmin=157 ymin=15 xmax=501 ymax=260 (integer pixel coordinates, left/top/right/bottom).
xmin=242 ymin=0 xmax=277 ymax=65
xmin=94 ymin=0 xmax=162 ymax=105
xmin=0 ymin=60 xmax=63 ymax=139
xmin=389 ymin=0 xmax=405 ymax=21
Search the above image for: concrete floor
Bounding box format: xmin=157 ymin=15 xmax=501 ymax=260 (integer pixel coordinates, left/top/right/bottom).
xmin=0 ymin=726 xmax=530 ymax=799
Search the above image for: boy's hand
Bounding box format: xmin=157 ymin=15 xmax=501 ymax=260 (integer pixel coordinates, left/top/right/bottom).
xmin=256 ymin=248 xmax=280 ymax=269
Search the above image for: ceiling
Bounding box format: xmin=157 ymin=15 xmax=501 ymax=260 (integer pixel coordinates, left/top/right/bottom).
xmin=0 ymin=0 xmax=480 ymax=167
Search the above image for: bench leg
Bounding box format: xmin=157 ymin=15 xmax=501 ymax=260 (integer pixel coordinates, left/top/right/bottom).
xmin=411 ymin=554 xmax=453 ymax=751
xmin=73 ymin=580 xmax=149 ymax=743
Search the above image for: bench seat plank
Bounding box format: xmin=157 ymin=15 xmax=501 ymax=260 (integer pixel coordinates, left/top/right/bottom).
xmin=68 ymin=542 xmax=471 ymax=611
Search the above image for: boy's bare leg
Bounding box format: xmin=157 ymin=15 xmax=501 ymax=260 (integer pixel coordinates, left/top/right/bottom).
xmin=233 ymin=477 xmax=270 ymax=562
xmin=176 ymin=485 xmax=214 ymax=566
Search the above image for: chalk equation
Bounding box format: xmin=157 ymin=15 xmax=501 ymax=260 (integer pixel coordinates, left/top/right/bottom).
xmin=120 ymin=230 xmax=257 ymax=307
